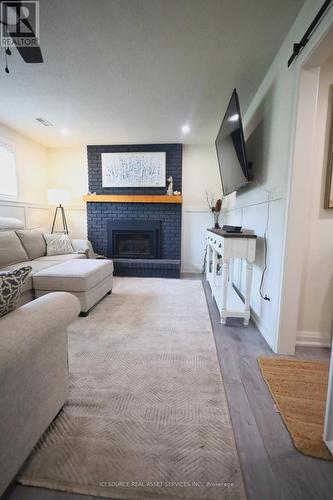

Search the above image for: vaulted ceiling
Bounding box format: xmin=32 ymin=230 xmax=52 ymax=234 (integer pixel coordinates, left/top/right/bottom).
xmin=0 ymin=0 xmax=304 ymax=147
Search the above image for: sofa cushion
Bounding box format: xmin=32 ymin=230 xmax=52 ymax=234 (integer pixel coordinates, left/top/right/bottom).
xmin=15 ymin=229 xmax=46 ymax=260
xmin=33 ymin=260 xmax=114 ymax=292
xmin=35 ymin=254 xmax=87 ymax=262
xmin=0 ymin=260 xmax=63 ymax=293
xmin=1 ymin=257 xmax=86 ymax=294
xmin=0 ymin=266 xmax=32 ymax=317
xmin=0 ymin=231 xmax=29 ymax=268
xmin=44 ymin=233 xmax=74 ymax=256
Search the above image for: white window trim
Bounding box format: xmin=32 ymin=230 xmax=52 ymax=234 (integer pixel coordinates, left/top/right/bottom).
xmin=0 ymin=138 xmax=19 ymax=201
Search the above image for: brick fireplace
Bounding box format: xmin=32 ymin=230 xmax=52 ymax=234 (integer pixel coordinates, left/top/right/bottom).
xmin=86 ymin=144 xmax=182 ymax=278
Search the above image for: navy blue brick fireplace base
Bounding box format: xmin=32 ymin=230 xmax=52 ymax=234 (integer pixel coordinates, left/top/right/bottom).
xmin=113 ymin=259 xmax=180 ymax=278
xmin=86 ymin=143 xmax=182 ymax=278
xmin=87 ymin=202 xmax=181 ymax=278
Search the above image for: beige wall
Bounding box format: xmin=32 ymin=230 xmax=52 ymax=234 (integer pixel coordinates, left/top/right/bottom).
xmin=0 ymin=123 xmax=49 ymax=205
xmin=182 ymin=144 xmax=221 ymax=272
xmin=182 ymin=144 xmax=221 ymax=209
xmin=0 ymin=123 xmax=51 ymax=230
xmin=297 ymin=57 xmax=333 ymax=345
xmin=48 ymin=147 xmax=88 ymax=207
xmin=47 ymin=147 xmax=88 ymax=238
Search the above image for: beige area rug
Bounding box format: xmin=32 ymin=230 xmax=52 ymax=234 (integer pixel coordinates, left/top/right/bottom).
xmin=258 ymin=357 xmax=332 ymax=460
xmin=19 ymin=278 xmax=245 ymax=499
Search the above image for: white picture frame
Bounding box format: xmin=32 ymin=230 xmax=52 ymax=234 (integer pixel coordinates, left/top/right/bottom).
xmin=102 ymin=152 xmax=166 ymax=188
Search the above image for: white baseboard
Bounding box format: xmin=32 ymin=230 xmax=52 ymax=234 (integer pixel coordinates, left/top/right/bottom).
xmin=181 ymin=266 xmax=202 ymax=273
xmin=296 ymin=330 xmax=332 ymax=348
xmin=325 ymin=440 xmax=333 ymax=454
xmin=251 ymin=309 xmax=276 ymax=352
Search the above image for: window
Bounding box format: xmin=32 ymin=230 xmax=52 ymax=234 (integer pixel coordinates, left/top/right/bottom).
xmin=0 ymin=141 xmax=18 ymax=197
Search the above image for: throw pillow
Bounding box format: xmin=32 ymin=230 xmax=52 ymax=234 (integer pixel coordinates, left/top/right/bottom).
xmin=16 ymin=229 xmax=47 ymax=260
xmin=44 ymin=233 xmax=74 ymax=256
xmin=0 ymin=266 xmax=32 ymax=318
xmin=0 ymin=231 xmax=29 ymax=268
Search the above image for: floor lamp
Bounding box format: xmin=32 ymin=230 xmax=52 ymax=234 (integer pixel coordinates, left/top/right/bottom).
xmin=48 ymin=189 xmax=70 ymax=234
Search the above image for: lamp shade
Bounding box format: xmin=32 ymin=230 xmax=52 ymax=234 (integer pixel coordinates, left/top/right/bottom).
xmin=47 ymin=188 xmax=69 ymax=205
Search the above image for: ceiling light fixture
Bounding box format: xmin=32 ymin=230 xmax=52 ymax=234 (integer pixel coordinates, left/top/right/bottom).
xmin=60 ymin=127 xmax=71 ymax=137
xmin=228 ymin=114 xmax=239 ymax=122
xmin=181 ymin=124 xmax=190 ymax=134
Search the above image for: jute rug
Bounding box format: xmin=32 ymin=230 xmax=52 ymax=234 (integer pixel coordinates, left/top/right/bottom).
xmin=258 ymin=357 xmax=332 ymax=460
xmin=19 ymin=278 xmax=245 ymax=499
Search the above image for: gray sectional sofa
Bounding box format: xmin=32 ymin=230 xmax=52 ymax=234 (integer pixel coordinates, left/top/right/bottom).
xmin=0 ymin=217 xmax=95 ymax=306
xmin=0 ymin=217 xmax=112 ymax=496
xmin=0 ymin=291 xmax=80 ymax=496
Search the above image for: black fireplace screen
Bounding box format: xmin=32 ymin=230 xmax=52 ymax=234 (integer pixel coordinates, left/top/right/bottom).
xmin=107 ymin=220 xmax=161 ymax=259
xmin=115 ymin=232 xmax=154 ymax=258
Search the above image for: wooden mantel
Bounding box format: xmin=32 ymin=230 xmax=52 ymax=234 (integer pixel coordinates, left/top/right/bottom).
xmin=83 ymin=194 xmax=183 ymax=204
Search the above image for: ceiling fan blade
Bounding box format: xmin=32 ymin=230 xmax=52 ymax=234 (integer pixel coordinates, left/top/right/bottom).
xmin=15 ymin=45 xmax=43 ymax=63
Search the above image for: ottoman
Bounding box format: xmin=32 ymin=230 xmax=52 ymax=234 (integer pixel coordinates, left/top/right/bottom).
xmin=33 ymin=259 xmax=113 ymax=316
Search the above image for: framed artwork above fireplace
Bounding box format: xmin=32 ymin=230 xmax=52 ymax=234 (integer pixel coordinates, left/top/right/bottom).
xmin=102 ymin=151 xmax=166 ymax=188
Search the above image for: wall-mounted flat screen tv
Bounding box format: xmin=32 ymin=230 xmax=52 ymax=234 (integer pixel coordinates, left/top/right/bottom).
xmin=215 ymin=89 xmax=252 ymax=195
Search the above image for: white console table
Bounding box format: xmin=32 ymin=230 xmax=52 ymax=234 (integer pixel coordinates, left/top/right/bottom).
xmin=206 ymin=229 xmax=257 ymax=326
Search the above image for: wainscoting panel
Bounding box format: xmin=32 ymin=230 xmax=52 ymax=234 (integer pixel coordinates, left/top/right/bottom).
xmin=0 ymin=200 xmax=51 ymax=232
xmin=224 ymin=197 xmax=284 ymax=352
xmin=25 ymin=206 xmax=52 ymax=232
xmin=0 ymin=201 xmax=26 ymax=222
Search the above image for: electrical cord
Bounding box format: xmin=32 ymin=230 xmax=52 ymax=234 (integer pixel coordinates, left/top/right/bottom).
xmin=259 ymin=231 xmax=270 ymax=301
xmin=260 ymin=192 xmax=271 ymax=301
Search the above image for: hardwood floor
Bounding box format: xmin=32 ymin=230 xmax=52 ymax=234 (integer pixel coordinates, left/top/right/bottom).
xmin=202 ymin=278 xmax=333 ymax=500
xmin=3 ymin=275 xmax=332 ymax=500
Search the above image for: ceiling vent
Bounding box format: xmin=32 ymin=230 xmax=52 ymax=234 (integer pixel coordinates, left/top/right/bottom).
xmin=36 ymin=117 xmax=54 ymax=127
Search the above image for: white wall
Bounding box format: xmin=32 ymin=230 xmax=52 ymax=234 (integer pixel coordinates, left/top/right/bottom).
xmin=223 ymin=0 xmax=333 ymax=352
xmin=296 ymin=57 xmax=333 ymax=347
xmin=222 ymin=29 xmax=300 ymax=351
xmin=0 ymin=123 xmax=51 ymax=230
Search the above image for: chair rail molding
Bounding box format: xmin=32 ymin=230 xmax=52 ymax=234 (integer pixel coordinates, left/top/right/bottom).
xmin=0 ymin=198 xmax=51 ymax=230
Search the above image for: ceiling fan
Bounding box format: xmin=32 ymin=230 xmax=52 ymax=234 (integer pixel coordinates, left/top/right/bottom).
xmin=0 ymin=0 xmax=43 ymax=70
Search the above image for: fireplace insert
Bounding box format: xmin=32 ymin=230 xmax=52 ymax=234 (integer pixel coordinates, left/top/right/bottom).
xmin=107 ymin=220 xmax=161 ymax=259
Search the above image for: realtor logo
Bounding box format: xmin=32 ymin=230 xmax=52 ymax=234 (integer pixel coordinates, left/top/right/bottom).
xmin=1 ymin=1 xmax=40 ymax=47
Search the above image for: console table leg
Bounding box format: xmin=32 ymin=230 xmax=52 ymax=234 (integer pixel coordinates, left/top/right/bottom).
xmin=211 ymin=249 xmax=217 ymax=296
xmin=243 ymin=261 xmax=253 ymax=326
xmin=220 ymin=259 xmax=229 ymax=325
xmin=206 ymin=244 xmax=211 ymax=280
